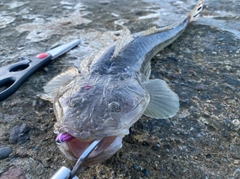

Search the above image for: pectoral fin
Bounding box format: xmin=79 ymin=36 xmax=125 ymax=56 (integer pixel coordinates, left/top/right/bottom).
xmin=40 ymin=67 xmax=79 ymax=102
xmin=143 ymin=79 xmax=179 ymax=119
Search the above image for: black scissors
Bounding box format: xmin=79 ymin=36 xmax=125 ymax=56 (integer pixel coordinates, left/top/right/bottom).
xmin=0 ymin=39 xmax=81 ymax=102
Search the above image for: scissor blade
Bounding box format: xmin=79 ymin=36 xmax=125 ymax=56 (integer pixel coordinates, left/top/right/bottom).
xmin=47 ymin=39 xmax=81 ymax=60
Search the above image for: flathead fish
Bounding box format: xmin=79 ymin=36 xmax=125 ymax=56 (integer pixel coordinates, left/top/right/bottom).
xmin=41 ymin=0 xmax=204 ymax=165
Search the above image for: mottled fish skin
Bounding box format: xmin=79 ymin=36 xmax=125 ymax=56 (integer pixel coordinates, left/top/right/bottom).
xmin=91 ymin=18 xmax=188 ymax=76
xmin=41 ymin=0 xmax=204 ymax=165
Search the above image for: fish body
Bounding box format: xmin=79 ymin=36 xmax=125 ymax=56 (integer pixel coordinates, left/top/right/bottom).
xmin=41 ymin=0 xmax=204 ymax=165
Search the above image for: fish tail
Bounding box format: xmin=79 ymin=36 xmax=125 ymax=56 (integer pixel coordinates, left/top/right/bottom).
xmin=189 ymin=0 xmax=204 ymax=22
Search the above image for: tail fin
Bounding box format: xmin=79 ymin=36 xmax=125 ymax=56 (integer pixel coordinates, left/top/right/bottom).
xmin=189 ymin=0 xmax=204 ymax=22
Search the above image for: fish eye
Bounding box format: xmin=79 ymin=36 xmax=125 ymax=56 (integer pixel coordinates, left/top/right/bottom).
xmin=108 ymin=101 xmax=122 ymax=112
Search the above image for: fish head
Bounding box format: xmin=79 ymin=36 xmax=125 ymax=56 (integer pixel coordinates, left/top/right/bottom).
xmin=53 ymin=74 xmax=149 ymax=164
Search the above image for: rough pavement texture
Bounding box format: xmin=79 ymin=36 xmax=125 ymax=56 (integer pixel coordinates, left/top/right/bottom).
xmin=0 ymin=0 xmax=239 ymax=178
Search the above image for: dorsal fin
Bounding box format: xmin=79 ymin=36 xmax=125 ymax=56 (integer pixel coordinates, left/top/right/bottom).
xmin=189 ymin=0 xmax=204 ymax=22
xmin=113 ymin=28 xmax=133 ymax=58
xmin=142 ymin=26 xmax=157 ymax=36
xmin=80 ymin=52 xmax=96 ymax=73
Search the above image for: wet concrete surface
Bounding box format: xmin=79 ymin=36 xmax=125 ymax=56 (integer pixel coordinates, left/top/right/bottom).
xmin=0 ymin=0 xmax=240 ymax=178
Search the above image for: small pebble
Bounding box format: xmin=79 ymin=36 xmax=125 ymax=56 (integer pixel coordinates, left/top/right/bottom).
xmin=224 ymin=76 xmax=240 ymax=86
xmin=152 ymin=144 xmax=161 ymax=151
xmin=222 ymin=130 xmax=229 ymax=138
xmin=230 ymin=145 xmax=240 ymax=159
xmin=234 ymin=160 xmax=240 ymax=165
xmin=142 ymin=168 xmax=150 ymax=177
xmin=206 ymin=154 xmax=212 ymax=159
xmin=0 ymin=166 xmax=26 ymax=179
xmin=232 ymin=119 xmax=240 ymax=127
xmin=195 ymin=84 xmax=206 ymax=91
xmin=120 ymin=163 xmax=125 ymax=169
xmin=0 ymin=147 xmax=12 ymax=159
xmin=132 ymin=163 xmax=141 ymax=172
xmin=233 ymin=168 xmax=240 ymax=178
xmin=9 ymin=123 xmax=30 ymax=144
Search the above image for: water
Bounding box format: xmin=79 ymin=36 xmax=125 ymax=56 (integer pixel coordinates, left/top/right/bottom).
xmin=1 ymin=0 xmax=239 ymax=67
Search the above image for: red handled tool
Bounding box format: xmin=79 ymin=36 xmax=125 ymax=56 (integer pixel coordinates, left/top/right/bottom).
xmin=0 ymin=39 xmax=81 ymax=102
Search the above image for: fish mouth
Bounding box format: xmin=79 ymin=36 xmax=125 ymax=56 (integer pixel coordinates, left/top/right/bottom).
xmin=68 ymin=136 xmax=117 ymax=158
xmin=56 ymin=133 xmax=123 ymax=164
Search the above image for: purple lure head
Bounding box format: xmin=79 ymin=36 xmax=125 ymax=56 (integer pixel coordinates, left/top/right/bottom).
xmin=56 ymin=133 xmax=75 ymax=144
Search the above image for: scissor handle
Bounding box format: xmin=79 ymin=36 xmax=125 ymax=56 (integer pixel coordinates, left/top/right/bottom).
xmin=0 ymin=54 xmax=52 ymax=102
